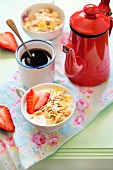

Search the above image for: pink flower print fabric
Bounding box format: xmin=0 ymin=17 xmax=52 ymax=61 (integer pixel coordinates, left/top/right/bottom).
xmin=6 ymin=136 xmax=15 ymax=147
xmin=0 ymin=140 xmax=6 ymax=155
xmin=74 ymin=115 xmax=85 ymax=126
xmin=0 ymin=29 xmax=113 ymax=170
xmin=76 ymin=99 xmax=89 ymax=113
xmin=31 ymin=132 xmax=46 ymax=146
xmin=47 ymin=135 xmax=59 ymax=147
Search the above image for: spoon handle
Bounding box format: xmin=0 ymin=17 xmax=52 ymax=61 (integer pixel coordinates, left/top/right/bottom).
xmin=6 ymin=19 xmax=24 ymax=43
xmin=6 ymin=19 xmax=32 ymax=58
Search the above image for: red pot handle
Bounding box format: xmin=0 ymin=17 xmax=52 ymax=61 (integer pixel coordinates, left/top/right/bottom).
xmin=109 ymin=16 xmax=113 ymax=35
xmin=98 ymin=0 xmax=113 ymax=35
xmin=98 ymin=0 xmax=111 ymax=15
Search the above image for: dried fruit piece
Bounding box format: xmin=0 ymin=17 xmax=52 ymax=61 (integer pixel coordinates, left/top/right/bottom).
xmin=46 ymin=118 xmax=53 ymax=125
xmin=38 ymin=9 xmax=45 ymax=13
xmin=49 ymin=21 xmax=56 ymax=30
xmin=24 ymin=21 xmax=31 ymax=28
xmin=45 ymin=8 xmax=52 ymax=13
xmin=54 ymin=87 xmax=62 ymax=92
xmin=38 ymin=21 xmax=47 ymax=31
xmin=65 ymin=95 xmax=72 ymax=102
xmin=28 ymin=14 xmax=36 ymax=21
xmin=51 ymin=12 xmax=59 ymax=18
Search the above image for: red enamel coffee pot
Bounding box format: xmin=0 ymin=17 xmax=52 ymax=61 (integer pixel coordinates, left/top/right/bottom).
xmin=63 ymin=0 xmax=113 ymax=86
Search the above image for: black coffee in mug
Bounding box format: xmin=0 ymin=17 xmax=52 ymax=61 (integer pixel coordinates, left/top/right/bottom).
xmin=21 ymin=48 xmax=52 ymax=67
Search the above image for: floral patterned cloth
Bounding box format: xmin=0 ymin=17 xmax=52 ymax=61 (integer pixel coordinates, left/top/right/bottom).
xmin=0 ymin=27 xmax=113 ymax=170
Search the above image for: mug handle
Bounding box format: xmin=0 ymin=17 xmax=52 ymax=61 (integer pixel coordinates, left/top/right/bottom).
xmin=16 ymin=87 xmax=26 ymax=98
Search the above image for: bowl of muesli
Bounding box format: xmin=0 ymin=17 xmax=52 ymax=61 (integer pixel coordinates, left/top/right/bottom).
xmin=16 ymin=83 xmax=76 ymax=132
xmin=20 ymin=3 xmax=65 ymax=40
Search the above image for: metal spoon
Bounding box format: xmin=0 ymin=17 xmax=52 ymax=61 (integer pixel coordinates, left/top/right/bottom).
xmin=6 ymin=19 xmax=32 ymax=58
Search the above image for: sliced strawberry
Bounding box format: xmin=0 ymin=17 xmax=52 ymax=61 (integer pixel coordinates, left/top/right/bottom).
xmin=34 ymin=91 xmax=50 ymax=111
xmin=0 ymin=32 xmax=18 ymax=52
xmin=26 ymin=89 xmax=39 ymax=114
xmin=0 ymin=106 xmax=15 ymax=132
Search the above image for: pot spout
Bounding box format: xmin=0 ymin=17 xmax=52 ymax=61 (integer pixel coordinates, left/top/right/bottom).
xmin=63 ymin=45 xmax=86 ymax=77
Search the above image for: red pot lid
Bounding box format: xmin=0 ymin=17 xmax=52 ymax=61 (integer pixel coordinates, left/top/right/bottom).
xmin=70 ymin=4 xmax=110 ymax=36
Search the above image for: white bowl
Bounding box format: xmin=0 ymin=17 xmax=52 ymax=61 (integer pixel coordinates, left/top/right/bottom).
xmin=16 ymin=83 xmax=76 ymax=133
xmin=20 ymin=3 xmax=65 ymax=40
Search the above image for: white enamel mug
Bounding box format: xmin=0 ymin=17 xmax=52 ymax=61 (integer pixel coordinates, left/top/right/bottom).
xmin=15 ymin=40 xmax=56 ymax=89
